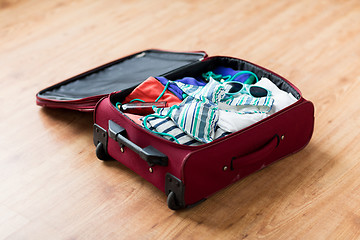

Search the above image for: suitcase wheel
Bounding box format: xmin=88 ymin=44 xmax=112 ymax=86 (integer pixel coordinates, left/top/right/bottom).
xmin=96 ymin=142 xmax=112 ymax=161
xmin=167 ymin=191 xmax=181 ymax=210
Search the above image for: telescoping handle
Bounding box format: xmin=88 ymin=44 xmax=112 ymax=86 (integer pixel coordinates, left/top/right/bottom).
xmin=108 ymin=120 xmax=168 ymax=167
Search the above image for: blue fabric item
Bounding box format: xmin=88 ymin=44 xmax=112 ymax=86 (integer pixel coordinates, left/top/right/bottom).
xmin=156 ymin=76 xmax=206 ymax=100
xmin=213 ymin=66 xmax=252 ymax=83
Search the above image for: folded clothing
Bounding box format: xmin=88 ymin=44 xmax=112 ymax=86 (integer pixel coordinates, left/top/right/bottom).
xmin=124 ymin=76 xmax=182 ymax=107
xmin=218 ymin=110 xmax=268 ymax=133
xmin=152 ymin=79 xmax=225 ymax=143
xmin=150 ymin=78 xmax=274 ymax=143
xmin=216 ymin=77 xmax=298 ymax=133
xmin=133 ymin=74 xmax=298 ymax=145
xmin=144 ymin=115 xmax=202 ymax=146
xmin=254 ymin=77 xmax=298 ymax=114
xmin=144 ymin=115 xmax=230 ymax=146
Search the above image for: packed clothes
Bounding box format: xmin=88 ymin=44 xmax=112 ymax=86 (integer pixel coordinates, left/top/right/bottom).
xmin=116 ymin=67 xmax=298 ymax=146
xmin=123 ymin=76 xmax=182 ymax=106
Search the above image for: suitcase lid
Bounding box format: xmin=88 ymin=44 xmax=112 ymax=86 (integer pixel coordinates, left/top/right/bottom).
xmin=36 ymin=49 xmax=207 ymax=111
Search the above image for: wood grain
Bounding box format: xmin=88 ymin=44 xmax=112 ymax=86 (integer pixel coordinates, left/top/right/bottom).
xmin=1 ymin=0 xmax=360 ymax=239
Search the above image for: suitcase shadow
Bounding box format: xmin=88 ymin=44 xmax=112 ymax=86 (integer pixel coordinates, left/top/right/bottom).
xmin=39 ymin=108 xmax=94 ymax=138
xmin=38 ymin=107 xmax=325 ymax=232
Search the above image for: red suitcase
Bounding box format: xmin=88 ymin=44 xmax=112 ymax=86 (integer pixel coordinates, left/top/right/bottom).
xmin=37 ymin=49 xmax=314 ymax=210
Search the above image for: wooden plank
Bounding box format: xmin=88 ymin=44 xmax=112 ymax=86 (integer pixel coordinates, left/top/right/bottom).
xmin=1 ymin=0 xmax=360 ymax=239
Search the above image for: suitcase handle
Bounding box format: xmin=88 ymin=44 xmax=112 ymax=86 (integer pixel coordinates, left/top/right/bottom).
xmin=231 ymin=134 xmax=279 ymax=170
xmin=108 ymin=120 xmax=168 ymax=166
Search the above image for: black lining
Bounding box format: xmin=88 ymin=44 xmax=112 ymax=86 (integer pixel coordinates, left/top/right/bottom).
xmin=110 ymin=56 xmax=301 ymax=107
xmin=37 ymin=50 xmax=206 ymax=101
xmin=162 ymin=57 xmax=301 ymax=99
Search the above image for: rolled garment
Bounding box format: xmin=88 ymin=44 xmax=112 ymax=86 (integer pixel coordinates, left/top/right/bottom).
xmin=254 ymin=77 xmax=298 ymax=114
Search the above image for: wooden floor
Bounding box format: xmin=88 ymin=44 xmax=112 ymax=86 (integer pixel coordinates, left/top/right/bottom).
xmin=1 ymin=0 xmax=360 ymax=239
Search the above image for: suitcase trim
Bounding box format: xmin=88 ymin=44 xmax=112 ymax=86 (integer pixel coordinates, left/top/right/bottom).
xmin=165 ymin=173 xmax=185 ymax=210
xmin=93 ymin=123 xmax=112 ymax=161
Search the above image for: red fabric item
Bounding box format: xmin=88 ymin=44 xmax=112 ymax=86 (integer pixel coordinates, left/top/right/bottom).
xmin=124 ymin=77 xmax=182 ymax=106
xmin=124 ymin=113 xmax=143 ymax=125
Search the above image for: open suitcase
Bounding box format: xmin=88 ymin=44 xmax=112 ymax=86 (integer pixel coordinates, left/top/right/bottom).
xmin=36 ymin=49 xmax=315 ymax=210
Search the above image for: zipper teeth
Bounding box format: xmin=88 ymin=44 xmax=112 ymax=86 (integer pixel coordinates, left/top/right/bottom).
xmin=37 ymin=95 xmax=105 ymax=103
xmin=37 ymin=98 xmax=99 ymax=107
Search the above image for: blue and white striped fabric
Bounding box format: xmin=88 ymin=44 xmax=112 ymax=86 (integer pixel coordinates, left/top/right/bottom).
xmin=153 ymin=99 xmax=219 ymax=143
xmin=153 ymin=79 xmax=224 ymax=143
xmin=144 ymin=77 xmax=274 ymax=144
xmin=144 ymin=115 xmax=231 ymax=146
xmin=219 ymin=95 xmax=274 ymax=114
xmin=144 ymin=116 xmax=202 ymax=146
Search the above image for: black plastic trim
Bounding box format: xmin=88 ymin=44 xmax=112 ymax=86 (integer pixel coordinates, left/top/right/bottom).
xmin=165 ymin=173 xmax=185 ymax=210
xmin=93 ymin=124 xmax=112 ymax=160
xmin=108 ymin=120 xmax=168 ymax=166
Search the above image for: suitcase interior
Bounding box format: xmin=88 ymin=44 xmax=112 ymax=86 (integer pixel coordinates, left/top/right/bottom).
xmin=36 ymin=49 xmax=206 ymax=108
xmin=109 ymin=56 xmax=301 ymax=120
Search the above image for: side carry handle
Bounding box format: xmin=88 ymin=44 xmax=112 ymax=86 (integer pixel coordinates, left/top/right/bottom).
xmin=108 ymin=120 xmax=168 ymax=167
xmin=231 ymin=135 xmax=280 ymax=170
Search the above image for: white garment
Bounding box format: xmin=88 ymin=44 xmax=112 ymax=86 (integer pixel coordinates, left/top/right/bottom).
xmin=254 ymin=77 xmax=298 ymax=114
xmin=217 ymin=77 xmax=298 ymax=132
xmin=218 ymin=110 xmax=268 ymax=132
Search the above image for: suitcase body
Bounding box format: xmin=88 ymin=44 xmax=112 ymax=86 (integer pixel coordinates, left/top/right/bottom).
xmin=93 ymin=56 xmax=315 ymax=209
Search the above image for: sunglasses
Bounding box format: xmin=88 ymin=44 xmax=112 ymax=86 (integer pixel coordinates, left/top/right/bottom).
xmin=223 ymin=81 xmax=269 ymax=98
